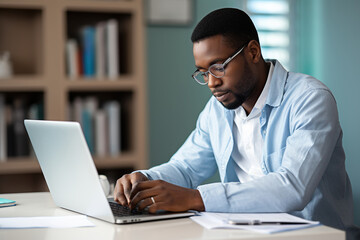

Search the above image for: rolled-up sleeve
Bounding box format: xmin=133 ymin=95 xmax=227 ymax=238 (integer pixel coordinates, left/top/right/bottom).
xmin=139 ymin=99 xmax=218 ymax=189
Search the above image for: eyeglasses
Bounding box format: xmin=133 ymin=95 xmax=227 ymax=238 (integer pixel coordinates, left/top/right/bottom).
xmin=192 ymin=42 xmax=248 ymax=85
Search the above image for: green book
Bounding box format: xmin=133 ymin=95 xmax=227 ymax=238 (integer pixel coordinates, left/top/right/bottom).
xmin=0 ymin=198 xmax=16 ymax=207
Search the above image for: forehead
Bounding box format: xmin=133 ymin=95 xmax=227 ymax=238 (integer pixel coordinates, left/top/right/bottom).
xmin=193 ymin=35 xmax=234 ymax=68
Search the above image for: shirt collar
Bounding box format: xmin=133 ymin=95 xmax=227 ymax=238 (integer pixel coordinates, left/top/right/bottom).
xmin=235 ymin=61 xmax=274 ymax=120
xmin=253 ymin=61 xmax=274 ymax=111
xmin=265 ymin=59 xmax=288 ymax=107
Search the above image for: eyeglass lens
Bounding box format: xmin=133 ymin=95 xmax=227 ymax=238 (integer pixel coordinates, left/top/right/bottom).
xmin=194 ymin=64 xmax=225 ymax=84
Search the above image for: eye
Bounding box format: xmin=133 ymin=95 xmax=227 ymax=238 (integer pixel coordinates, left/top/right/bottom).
xmin=210 ymin=65 xmax=224 ymax=73
xmin=200 ymin=72 xmax=208 ymax=77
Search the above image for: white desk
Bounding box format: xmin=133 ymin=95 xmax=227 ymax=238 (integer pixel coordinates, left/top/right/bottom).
xmin=0 ymin=192 xmax=345 ymax=240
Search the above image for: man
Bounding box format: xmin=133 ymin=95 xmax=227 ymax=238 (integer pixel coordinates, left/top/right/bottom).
xmin=114 ymin=8 xmax=353 ymax=230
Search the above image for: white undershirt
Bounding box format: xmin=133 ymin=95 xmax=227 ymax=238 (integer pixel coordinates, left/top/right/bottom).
xmin=231 ymin=62 xmax=274 ymax=183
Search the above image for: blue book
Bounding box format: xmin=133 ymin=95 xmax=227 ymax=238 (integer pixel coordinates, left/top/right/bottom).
xmin=81 ymin=26 xmax=96 ymax=78
xmin=0 ymin=198 xmax=16 ymax=208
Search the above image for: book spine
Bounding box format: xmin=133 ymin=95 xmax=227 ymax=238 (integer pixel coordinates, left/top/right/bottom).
xmin=95 ymin=22 xmax=106 ymax=80
xmin=27 ymin=102 xmax=43 ymax=158
xmin=73 ymin=97 xmax=84 ymax=125
xmin=105 ymin=101 xmax=121 ymax=156
xmin=77 ymin=47 xmax=83 ymax=76
xmin=106 ymin=19 xmax=119 ymax=80
xmin=81 ymin=26 xmax=96 ymax=78
xmin=71 ymin=97 xmax=121 ymax=156
xmin=82 ymin=109 xmax=94 ymax=154
xmin=95 ymin=109 xmax=107 ymax=156
xmin=13 ymin=98 xmax=29 ymax=157
xmin=5 ymin=105 xmax=15 ymax=157
xmin=66 ymin=39 xmax=79 ymax=80
xmin=83 ymin=97 xmax=99 ymax=154
xmin=0 ymin=94 xmax=6 ymax=162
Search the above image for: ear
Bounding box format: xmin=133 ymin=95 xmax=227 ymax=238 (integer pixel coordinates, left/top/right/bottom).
xmin=246 ymin=40 xmax=262 ymax=64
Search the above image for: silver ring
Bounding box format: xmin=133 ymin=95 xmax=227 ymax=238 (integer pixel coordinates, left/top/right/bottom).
xmin=151 ymin=197 xmax=155 ymax=204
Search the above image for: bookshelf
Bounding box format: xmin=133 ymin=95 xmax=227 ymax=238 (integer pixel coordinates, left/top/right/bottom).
xmin=0 ymin=0 xmax=147 ymax=193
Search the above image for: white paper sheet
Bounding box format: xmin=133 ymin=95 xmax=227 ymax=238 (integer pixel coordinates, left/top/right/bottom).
xmin=0 ymin=215 xmax=95 ymax=229
xmin=191 ymin=212 xmax=320 ymax=234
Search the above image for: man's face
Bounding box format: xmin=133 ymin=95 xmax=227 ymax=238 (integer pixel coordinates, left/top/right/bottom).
xmin=193 ymin=35 xmax=257 ymax=110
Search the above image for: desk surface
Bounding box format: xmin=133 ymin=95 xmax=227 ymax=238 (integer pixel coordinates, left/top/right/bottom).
xmin=0 ymin=192 xmax=345 ymax=240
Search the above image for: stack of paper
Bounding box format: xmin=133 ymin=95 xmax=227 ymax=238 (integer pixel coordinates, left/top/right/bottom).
xmin=0 ymin=215 xmax=94 ymax=229
xmin=191 ymin=212 xmax=320 ymax=234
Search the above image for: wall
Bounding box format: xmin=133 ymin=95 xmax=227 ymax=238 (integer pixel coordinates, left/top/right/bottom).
xmin=297 ymin=0 xmax=360 ymax=226
xmin=147 ymin=0 xmax=360 ymax=225
xmin=147 ymin=0 xmax=241 ymax=168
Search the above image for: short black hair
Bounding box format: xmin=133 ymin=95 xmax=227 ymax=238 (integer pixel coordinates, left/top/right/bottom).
xmin=191 ymin=8 xmax=259 ymax=49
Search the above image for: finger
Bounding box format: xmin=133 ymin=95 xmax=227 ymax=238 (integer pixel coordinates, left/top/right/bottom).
xmin=130 ymin=188 xmax=155 ymax=209
xmin=129 ymin=180 xmax=160 ymax=199
xmin=122 ymin=179 xmax=132 ymax=205
xmin=147 ymin=201 xmax=167 ymax=214
xmin=114 ymin=179 xmax=128 ymax=206
xmin=114 ymin=173 xmax=149 ymax=206
xmin=130 ymin=188 xmax=160 ymax=209
xmin=136 ymin=196 xmax=157 ymax=211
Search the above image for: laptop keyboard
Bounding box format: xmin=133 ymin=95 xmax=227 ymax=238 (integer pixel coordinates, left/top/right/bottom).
xmin=109 ymin=201 xmax=146 ymax=217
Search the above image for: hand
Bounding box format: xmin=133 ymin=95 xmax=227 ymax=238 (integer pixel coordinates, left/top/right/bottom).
xmin=114 ymin=172 xmax=148 ymax=206
xmin=129 ymin=180 xmax=205 ymax=213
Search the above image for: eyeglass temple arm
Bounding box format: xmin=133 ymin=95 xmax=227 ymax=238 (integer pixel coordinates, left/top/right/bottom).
xmin=222 ymin=45 xmax=246 ymax=67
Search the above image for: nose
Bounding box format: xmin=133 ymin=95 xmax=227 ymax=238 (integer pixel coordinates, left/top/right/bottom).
xmin=207 ymin=74 xmax=222 ymax=88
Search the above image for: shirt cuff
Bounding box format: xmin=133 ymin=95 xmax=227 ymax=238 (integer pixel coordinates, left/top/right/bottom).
xmin=197 ymin=183 xmax=229 ymax=212
xmin=133 ymin=170 xmax=154 ymax=180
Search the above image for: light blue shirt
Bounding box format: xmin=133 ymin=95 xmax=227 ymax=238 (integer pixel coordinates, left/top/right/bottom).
xmin=140 ymin=60 xmax=353 ymax=230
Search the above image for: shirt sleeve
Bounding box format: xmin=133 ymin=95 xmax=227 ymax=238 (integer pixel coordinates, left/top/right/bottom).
xmin=198 ymin=88 xmax=342 ymax=213
xmin=139 ymin=99 xmax=218 ymax=189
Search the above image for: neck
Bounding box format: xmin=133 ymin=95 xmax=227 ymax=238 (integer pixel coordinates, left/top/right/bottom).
xmin=242 ymin=61 xmax=270 ymax=115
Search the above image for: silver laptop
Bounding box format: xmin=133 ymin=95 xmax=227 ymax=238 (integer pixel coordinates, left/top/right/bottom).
xmin=24 ymin=119 xmax=195 ymax=224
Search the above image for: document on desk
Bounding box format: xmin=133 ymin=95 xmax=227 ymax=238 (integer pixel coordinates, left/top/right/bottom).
xmin=0 ymin=215 xmax=95 ymax=229
xmin=191 ymin=212 xmax=320 ymax=234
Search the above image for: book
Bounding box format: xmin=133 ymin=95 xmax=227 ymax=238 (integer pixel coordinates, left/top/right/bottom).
xmin=66 ymin=39 xmax=79 ymax=80
xmin=13 ymin=98 xmax=29 ymax=156
xmin=106 ymin=19 xmax=119 ymax=80
xmin=5 ymin=105 xmax=15 ymax=157
xmin=95 ymin=22 xmax=106 ymax=80
xmin=105 ymin=101 xmax=121 ymax=156
xmin=77 ymin=45 xmax=83 ymax=76
xmin=70 ymin=97 xmax=122 ymax=156
xmin=28 ymin=102 xmax=44 ymax=120
xmin=82 ymin=109 xmax=94 ymax=154
xmin=95 ymin=109 xmax=107 ymax=156
xmin=73 ymin=97 xmax=84 ymax=125
xmin=27 ymin=102 xmax=44 ymax=157
xmin=0 ymin=198 xmax=16 ymax=208
xmin=82 ymin=97 xmax=98 ymax=154
xmin=81 ymin=26 xmax=96 ymax=78
xmin=0 ymin=94 xmax=6 ymax=162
